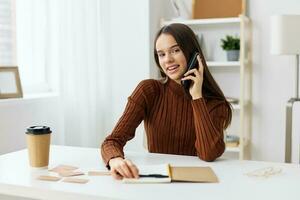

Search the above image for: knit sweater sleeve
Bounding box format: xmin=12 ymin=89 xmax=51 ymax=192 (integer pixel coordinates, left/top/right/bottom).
xmin=101 ymin=79 xmax=157 ymax=166
xmin=191 ymin=98 xmax=228 ymax=161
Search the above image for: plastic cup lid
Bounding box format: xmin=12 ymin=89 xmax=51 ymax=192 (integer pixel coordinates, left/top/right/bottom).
xmin=26 ymin=126 xmax=52 ymax=135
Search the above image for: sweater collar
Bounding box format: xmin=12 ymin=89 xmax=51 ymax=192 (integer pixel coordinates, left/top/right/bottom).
xmin=166 ymin=78 xmax=189 ymax=98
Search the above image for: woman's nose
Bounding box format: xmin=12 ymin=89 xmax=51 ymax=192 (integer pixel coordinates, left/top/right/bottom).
xmin=165 ymin=52 xmax=174 ymax=63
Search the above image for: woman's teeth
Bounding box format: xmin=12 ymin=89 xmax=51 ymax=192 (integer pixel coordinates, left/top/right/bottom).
xmin=167 ymin=65 xmax=179 ymax=73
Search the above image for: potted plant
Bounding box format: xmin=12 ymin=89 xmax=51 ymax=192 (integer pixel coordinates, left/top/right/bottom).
xmin=220 ymin=35 xmax=240 ymax=61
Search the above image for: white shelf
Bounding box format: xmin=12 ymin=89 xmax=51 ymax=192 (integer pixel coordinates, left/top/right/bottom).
xmin=162 ymin=17 xmax=241 ymax=26
xmin=225 ymin=146 xmax=240 ymax=153
xmin=207 ymin=61 xmax=240 ymax=67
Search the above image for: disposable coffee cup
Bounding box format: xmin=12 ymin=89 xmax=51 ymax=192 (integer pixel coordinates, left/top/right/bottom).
xmin=26 ymin=126 xmax=52 ymax=168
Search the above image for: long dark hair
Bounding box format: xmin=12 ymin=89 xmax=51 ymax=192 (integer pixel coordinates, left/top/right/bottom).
xmin=154 ymin=23 xmax=232 ymax=128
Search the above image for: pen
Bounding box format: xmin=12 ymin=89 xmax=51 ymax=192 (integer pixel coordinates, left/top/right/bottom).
xmin=139 ymin=174 xmax=169 ymax=178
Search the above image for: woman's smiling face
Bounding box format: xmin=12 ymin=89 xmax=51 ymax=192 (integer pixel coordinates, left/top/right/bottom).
xmin=155 ymin=33 xmax=187 ymax=84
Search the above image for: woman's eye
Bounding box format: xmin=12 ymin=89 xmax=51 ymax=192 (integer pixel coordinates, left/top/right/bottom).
xmin=158 ymin=53 xmax=165 ymax=58
xmin=171 ymin=48 xmax=181 ymax=54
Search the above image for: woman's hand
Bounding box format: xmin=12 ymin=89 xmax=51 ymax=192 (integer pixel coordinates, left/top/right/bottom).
xmin=108 ymin=157 xmax=139 ymax=180
xmin=181 ymin=55 xmax=204 ymax=100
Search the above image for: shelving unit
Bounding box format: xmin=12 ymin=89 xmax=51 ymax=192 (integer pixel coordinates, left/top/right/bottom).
xmin=161 ymin=15 xmax=252 ymax=160
xmin=207 ymin=61 xmax=240 ymax=67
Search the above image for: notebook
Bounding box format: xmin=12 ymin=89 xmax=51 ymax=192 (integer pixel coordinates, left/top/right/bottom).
xmin=123 ymin=164 xmax=218 ymax=184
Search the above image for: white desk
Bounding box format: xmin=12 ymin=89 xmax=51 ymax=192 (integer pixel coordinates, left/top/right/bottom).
xmin=0 ymin=145 xmax=300 ymax=200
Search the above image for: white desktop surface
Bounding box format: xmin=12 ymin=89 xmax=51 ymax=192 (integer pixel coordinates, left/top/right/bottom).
xmin=0 ymin=145 xmax=300 ymax=200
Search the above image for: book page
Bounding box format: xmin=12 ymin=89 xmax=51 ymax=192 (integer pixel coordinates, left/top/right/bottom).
xmin=138 ymin=164 xmax=169 ymax=176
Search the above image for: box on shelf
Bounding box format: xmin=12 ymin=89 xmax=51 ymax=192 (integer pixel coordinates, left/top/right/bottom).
xmin=225 ymin=134 xmax=239 ymax=147
xmin=226 ymin=141 xmax=239 ymax=147
xmin=192 ymin=0 xmax=246 ymax=19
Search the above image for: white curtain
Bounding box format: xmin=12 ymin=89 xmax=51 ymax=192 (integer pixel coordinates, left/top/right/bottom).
xmin=16 ymin=0 xmax=153 ymax=149
xmin=58 ymin=0 xmax=112 ymax=147
xmin=16 ymin=0 xmax=112 ymax=147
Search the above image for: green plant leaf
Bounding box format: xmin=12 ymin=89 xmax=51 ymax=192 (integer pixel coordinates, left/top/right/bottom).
xmin=220 ymin=35 xmax=240 ymax=50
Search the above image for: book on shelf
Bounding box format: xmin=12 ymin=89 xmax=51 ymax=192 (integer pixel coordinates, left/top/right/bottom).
xmin=225 ymin=134 xmax=240 ymax=147
xmin=226 ymin=141 xmax=239 ymax=147
xmin=123 ymin=164 xmax=218 ymax=184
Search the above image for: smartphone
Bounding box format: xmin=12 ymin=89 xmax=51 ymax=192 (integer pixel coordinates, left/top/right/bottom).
xmin=181 ymin=52 xmax=199 ymax=94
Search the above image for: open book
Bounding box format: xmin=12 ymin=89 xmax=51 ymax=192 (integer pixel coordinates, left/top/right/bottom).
xmin=123 ymin=164 xmax=218 ymax=184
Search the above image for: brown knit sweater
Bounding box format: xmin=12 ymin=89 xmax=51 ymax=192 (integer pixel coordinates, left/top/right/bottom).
xmin=101 ymin=78 xmax=228 ymax=166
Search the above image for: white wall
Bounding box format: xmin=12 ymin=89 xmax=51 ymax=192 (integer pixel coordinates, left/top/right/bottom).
xmin=249 ymin=0 xmax=300 ymax=162
xmin=108 ymin=0 xmax=150 ymax=123
xmin=100 ymin=0 xmax=151 ymax=151
xmin=0 ymin=95 xmax=64 ymax=154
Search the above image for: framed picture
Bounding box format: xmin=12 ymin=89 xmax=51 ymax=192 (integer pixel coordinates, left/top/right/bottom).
xmin=0 ymin=66 xmax=23 ymax=99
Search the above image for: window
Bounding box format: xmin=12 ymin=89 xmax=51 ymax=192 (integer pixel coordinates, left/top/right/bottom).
xmin=15 ymin=0 xmax=51 ymax=94
xmin=1 ymin=0 xmax=51 ymax=95
xmin=0 ymin=0 xmax=16 ymax=66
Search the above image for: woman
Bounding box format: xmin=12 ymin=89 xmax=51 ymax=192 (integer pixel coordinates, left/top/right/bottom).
xmin=101 ymin=23 xmax=232 ymax=180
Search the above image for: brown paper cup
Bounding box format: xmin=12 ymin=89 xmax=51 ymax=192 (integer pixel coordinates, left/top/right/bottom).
xmin=26 ymin=126 xmax=52 ymax=168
